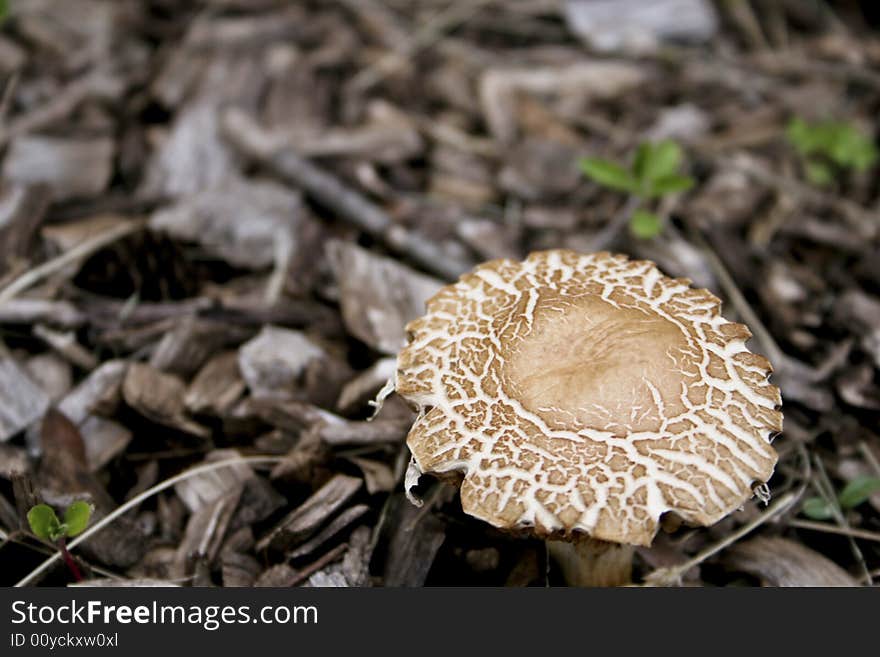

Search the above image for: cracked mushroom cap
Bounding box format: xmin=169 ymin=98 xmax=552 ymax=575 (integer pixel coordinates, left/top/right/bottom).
xmin=396 ymin=250 xmax=782 ymax=546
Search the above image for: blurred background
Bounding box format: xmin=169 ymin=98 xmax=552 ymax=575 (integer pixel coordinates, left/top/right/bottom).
xmin=0 ymin=0 xmax=878 ymax=587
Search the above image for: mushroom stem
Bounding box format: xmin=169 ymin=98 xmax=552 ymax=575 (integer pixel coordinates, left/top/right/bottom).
xmin=548 ymin=538 xmax=633 ymax=587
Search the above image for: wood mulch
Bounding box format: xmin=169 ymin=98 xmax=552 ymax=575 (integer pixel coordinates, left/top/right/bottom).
xmin=0 ymin=0 xmax=878 ymax=587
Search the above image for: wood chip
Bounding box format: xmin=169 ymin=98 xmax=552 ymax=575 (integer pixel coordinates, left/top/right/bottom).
xmin=222 ymin=551 xmax=262 ymax=587
xmin=177 ymin=485 xmax=243 ymax=573
xmin=479 ymin=62 xmax=645 ymax=143
xmin=347 ymin=457 xmax=397 ymax=494
xmin=122 ymin=362 xmax=209 ymax=437
xmin=336 ymin=357 xmax=396 ymax=413
xmin=150 ymin=316 xmax=251 ymax=378
xmin=0 ymin=353 xmax=50 ymax=442
xmin=58 ymin=360 xmax=127 ymax=424
xmin=79 ymin=415 xmax=132 ymax=473
xmin=0 ymin=183 xmax=50 ymax=274
xmin=255 ymin=563 xmax=298 ymax=587
xmin=2 ymin=135 xmax=114 ymax=200
xmin=185 ymin=351 xmax=246 ymax=415
xmin=306 ymin=525 xmax=373 ymax=587
xmin=288 ymin=504 xmax=370 ymax=560
xmin=142 ymin=104 xmax=240 ymax=199
xmin=238 ymin=326 xmax=327 ymax=399
xmin=725 ymin=536 xmax=858 ymax=587
xmin=257 ymin=474 xmax=362 ymax=552
xmin=0 ymin=444 xmax=30 ymax=478
xmin=149 ymin=176 xmax=301 ymax=270
xmin=325 ymin=240 xmax=442 ymax=354
xmin=174 ymin=449 xmax=254 ymax=514
xmin=382 ymin=494 xmax=446 ymax=587
xmin=33 ymin=324 xmax=98 ymax=370
xmin=24 ymin=352 xmax=73 ymax=403
xmin=564 ymin=0 xmax=718 ymax=53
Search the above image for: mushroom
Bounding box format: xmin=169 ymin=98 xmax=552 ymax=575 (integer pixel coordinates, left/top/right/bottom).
xmin=392 ymin=250 xmax=782 ymax=586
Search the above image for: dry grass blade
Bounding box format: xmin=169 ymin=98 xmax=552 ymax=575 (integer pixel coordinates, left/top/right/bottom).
xmin=0 ymin=219 xmax=146 ymax=305
xmin=643 ymin=491 xmax=799 ymax=586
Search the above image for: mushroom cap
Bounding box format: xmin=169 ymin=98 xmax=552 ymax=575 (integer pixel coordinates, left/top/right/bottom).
xmin=395 ymin=250 xmax=782 ymax=546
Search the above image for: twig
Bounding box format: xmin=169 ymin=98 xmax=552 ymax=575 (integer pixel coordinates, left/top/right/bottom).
xmin=0 ymin=219 xmax=146 ymax=305
xmin=221 ymin=109 xmax=471 ymax=281
xmin=811 ymin=455 xmax=872 ymax=585
xmin=724 ymin=155 xmax=878 ymax=239
xmin=288 ymin=543 xmax=348 ymax=587
xmin=643 ymin=491 xmax=799 ymax=586
xmin=788 ymin=519 xmax=880 ymax=544
xmin=15 ymin=456 xmax=284 ymax=587
xmin=0 ymin=71 xmax=121 ymax=147
xmin=582 ymin=196 xmax=641 ymax=253
xmin=858 ymin=441 xmax=880 ymax=477
xmin=687 ymin=227 xmax=787 ymax=369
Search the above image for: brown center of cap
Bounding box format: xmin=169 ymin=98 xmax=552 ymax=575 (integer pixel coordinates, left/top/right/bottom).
xmin=506 ymin=292 xmax=690 ymax=435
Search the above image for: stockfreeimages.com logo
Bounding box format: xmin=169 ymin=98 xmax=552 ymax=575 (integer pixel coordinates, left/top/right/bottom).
xmin=10 ymin=600 xmax=318 ymax=632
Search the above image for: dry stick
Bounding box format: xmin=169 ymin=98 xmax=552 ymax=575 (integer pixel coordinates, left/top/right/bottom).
xmin=788 ymin=519 xmax=880 ymax=544
xmin=15 ymin=456 xmax=284 ymax=588
xmin=643 ymin=491 xmax=799 ymax=586
xmin=0 ymin=220 xmax=146 ymax=305
xmin=0 ymin=71 xmax=120 ymax=147
xmin=724 ymin=156 xmax=878 ymax=239
xmin=582 ymin=196 xmax=642 ymax=253
xmin=687 ymin=228 xmax=787 ymax=370
xmin=222 ymin=110 xmax=471 ymax=281
xmin=858 ymin=441 xmax=880 ymax=477
xmin=811 ymin=455 xmax=872 ymax=585
xmin=288 ymin=543 xmax=348 ymax=587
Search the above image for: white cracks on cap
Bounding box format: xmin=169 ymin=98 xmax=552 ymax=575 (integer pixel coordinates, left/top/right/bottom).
xmin=394 ymin=250 xmax=783 ymax=546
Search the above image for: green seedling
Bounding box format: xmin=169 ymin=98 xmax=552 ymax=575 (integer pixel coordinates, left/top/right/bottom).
xmin=801 ymin=476 xmax=880 ymax=521
xmin=786 ymin=117 xmax=878 ymax=186
xmin=27 ymin=501 xmax=92 ymax=582
xmin=580 ymin=140 xmax=694 ymax=240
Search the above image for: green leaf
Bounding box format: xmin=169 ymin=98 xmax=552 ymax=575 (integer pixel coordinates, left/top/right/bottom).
xmin=629 ymin=210 xmax=663 ymax=240
xmin=63 ymin=501 xmax=92 ymax=537
xmin=837 ymin=476 xmax=880 ymax=510
xmin=804 ymin=160 xmax=834 ymax=187
xmin=786 ymin=117 xmax=878 ymax=175
xmin=27 ymin=504 xmax=61 ymax=541
xmin=853 ymin=145 xmax=878 ymax=171
xmin=646 ymin=174 xmax=694 ymax=197
xmin=801 ymin=497 xmax=833 ymax=520
xmin=634 ymin=140 xmax=683 ymax=184
xmin=580 ymin=157 xmax=638 ymax=193
xmin=785 ymin=118 xmax=814 ymax=155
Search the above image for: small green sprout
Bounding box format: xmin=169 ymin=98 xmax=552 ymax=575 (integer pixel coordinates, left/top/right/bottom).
xmin=801 ymin=476 xmax=880 ymax=521
xmin=580 ymin=140 xmax=694 ymax=239
xmin=27 ymin=501 xmax=92 ymax=582
xmin=785 ymin=117 xmax=878 ymax=186
xmin=27 ymin=501 xmax=92 ymax=541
